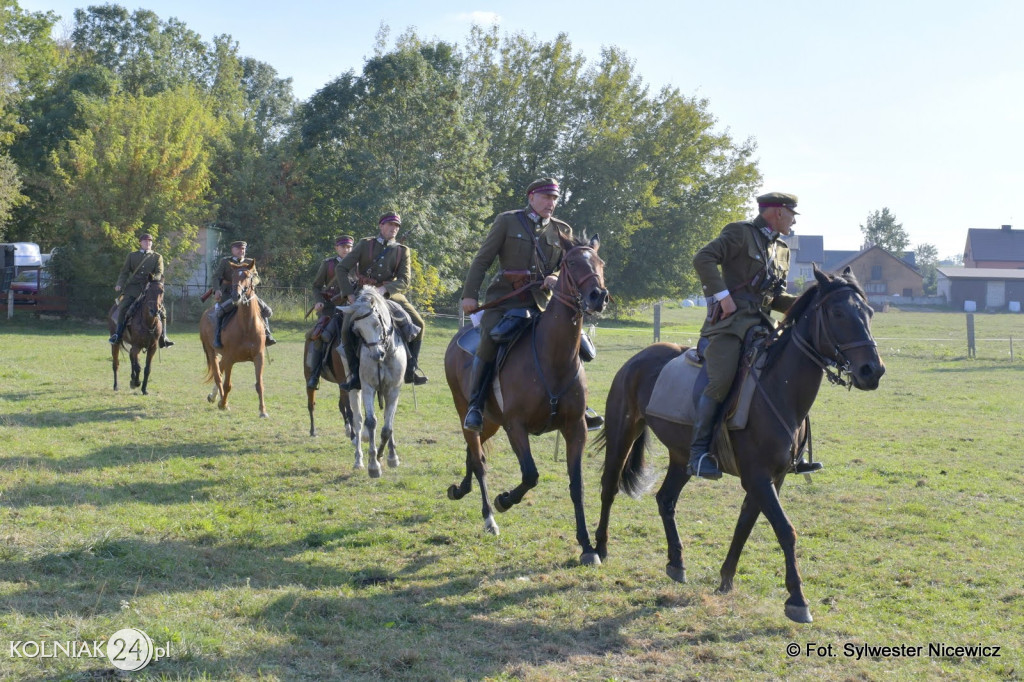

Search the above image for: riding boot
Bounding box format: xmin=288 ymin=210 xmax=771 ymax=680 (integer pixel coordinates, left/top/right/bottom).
xmin=109 ymin=318 xmax=126 ymax=344
xmin=340 ymin=341 xmax=361 ymax=391
xmin=404 ymin=336 xmax=428 ymax=385
xmin=307 ymin=341 xmax=327 ymax=390
xmin=463 ymin=357 xmax=496 ymax=432
xmin=585 ymin=406 xmax=604 ymax=431
xmin=213 ymin=311 xmax=225 ymax=349
xmin=263 ymin=316 xmax=277 ymax=346
xmin=793 ymin=458 xmax=824 ymax=474
xmin=687 ymin=394 xmax=723 ymax=480
xmin=158 ymin=310 xmax=174 ymax=347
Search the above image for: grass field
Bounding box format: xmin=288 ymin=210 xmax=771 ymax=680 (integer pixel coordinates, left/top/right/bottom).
xmin=1 ymin=306 xmax=1022 ymax=681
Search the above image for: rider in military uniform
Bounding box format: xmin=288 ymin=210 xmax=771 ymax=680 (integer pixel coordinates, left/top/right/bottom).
xmin=334 ymin=212 xmax=428 ymax=390
xmin=307 ymin=235 xmax=354 ymax=389
xmin=459 ymin=178 xmax=603 ymax=433
xmin=108 ymin=233 xmax=174 ymax=348
xmin=209 ymin=240 xmax=276 ymax=349
xmin=688 ymin=191 xmax=813 ymax=480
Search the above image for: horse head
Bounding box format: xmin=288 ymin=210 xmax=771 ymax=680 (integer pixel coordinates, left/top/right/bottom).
xmin=342 ymin=286 xmax=394 ymax=362
xmin=144 ymin=279 xmax=164 ymax=319
xmin=229 ymin=260 xmax=256 ymax=304
xmin=557 ymin=233 xmax=609 ymax=315
xmin=789 ymin=265 xmax=885 ymax=390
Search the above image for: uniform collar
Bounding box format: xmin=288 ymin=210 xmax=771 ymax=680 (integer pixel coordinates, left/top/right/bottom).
xmin=752 ymin=215 xmax=779 ymax=242
xmin=525 ymin=209 xmax=550 ymax=229
xmin=376 ymin=235 xmax=397 ymax=246
xmin=139 ymin=249 xmax=152 ymax=254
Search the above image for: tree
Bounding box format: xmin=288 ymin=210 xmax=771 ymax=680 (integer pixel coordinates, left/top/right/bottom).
xmin=914 ymin=242 xmax=939 ymax=295
xmin=860 ymin=207 xmax=909 ymax=255
xmin=48 ymin=86 xmax=221 ymax=294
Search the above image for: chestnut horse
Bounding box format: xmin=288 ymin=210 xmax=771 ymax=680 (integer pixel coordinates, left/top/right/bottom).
xmin=109 ymin=279 xmax=163 ymax=395
xmin=444 ymin=234 xmax=609 ymax=564
xmin=199 ymin=260 xmax=268 ymax=417
xmin=594 ymin=266 xmax=885 ymax=623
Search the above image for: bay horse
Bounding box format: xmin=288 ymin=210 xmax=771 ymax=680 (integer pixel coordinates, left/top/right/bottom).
xmin=338 ymin=286 xmax=407 ymax=477
xmin=444 ymin=233 xmax=609 ymax=564
xmin=303 ymin=331 xmax=358 ymax=441
xmin=594 ymin=265 xmax=885 ymax=623
xmin=109 ymin=279 xmax=163 ymax=395
xmin=199 ymin=260 xmax=268 ymax=417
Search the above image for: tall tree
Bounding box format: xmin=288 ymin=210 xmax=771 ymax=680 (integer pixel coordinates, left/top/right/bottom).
xmin=860 ymin=207 xmax=909 ymax=255
xmin=48 ymin=85 xmax=221 ymax=292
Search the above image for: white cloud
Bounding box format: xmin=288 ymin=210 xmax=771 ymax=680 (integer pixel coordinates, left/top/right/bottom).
xmin=453 ymin=11 xmax=502 ymax=26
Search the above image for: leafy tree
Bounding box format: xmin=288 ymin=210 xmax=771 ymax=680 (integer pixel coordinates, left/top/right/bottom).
xmin=48 ymin=85 xmax=221 ymax=292
xmin=860 ymin=207 xmax=909 ymax=255
xmin=914 ymin=242 xmax=939 ymax=295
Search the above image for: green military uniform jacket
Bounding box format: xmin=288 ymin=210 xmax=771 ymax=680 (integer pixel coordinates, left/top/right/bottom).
xmin=210 ymin=256 xmax=260 ymax=300
xmin=332 ymin=236 xmax=412 ymax=304
xmin=116 ymin=249 xmax=164 ymax=299
xmin=462 ymin=209 xmax=572 ymax=311
xmin=693 ymin=214 xmax=797 ymax=339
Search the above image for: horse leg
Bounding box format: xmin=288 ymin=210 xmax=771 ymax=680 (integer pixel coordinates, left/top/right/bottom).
xmin=363 ymin=387 xmax=381 ymax=478
xmin=747 ymin=474 xmax=812 ymax=623
xmin=494 ymin=423 xmax=539 ymax=513
xmin=563 ymin=420 xmax=599 ymax=566
xmin=595 ymin=411 xmax=648 ymax=561
xmin=307 ymin=386 xmax=317 ymax=437
xmin=254 ymin=353 xmax=268 ymax=418
xmin=718 ymin=491 xmax=763 ymax=595
xmin=129 ymin=347 xmax=142 ymax=389
xmin=219 ymin=363 xmax=233 ymax=410
xmin=340 ymin=388 xmax=356 ymax=441
xmin=382 ymin=386 xmax=400 ymax=469
xmin=656 ymin=448 xmax=692 ymax=584
xmin=140 ymin=345 xmax=155 ymax=395
xmin=111 ymin=344 xmax=120 ymax=391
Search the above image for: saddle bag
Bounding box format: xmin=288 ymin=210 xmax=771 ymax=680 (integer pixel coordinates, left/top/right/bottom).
xmin=580 ymin=332 xmax=597 ymax=362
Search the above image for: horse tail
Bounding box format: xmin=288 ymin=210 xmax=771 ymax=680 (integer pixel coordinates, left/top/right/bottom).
xmin=619 ymin=427 xmax=655 ymax=499
xmin=202 ymin=339 xmax=218 ymax=384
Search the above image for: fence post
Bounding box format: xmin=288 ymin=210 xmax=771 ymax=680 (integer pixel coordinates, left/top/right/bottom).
xmin=653 ymin=302 xmax=661 ymax=343
xmin=7 ymin=287 xmax=12 ymax=319
xmin=966 ymin=313 xmax=975 ymax=358
xmin=1011 ymin=335 xmax=1014 ymax=362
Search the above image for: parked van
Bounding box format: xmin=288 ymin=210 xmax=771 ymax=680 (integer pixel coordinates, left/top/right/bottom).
xmin=12 ymin=242 xmax=42 ymax=268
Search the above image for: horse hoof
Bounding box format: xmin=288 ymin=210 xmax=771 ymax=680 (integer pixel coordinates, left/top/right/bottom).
xmin=484 ymin=516 xmax=499 ymax=535
xmin=141 ymin=390 xmax=148 ymax=396
xmin=369 ymin=468 xmax=381 ymax=479
xmin=785 ymin=604 xmax=813 ymax=623
xmin=447 ymin=484 xmax=460 ymax=500
xmin=207 ymin=393 xmax=216 ymax=403
xmin=581 ymin=552 xmax=602 ymax=567
xmin=494 ymin=493 xmax=510 ymax=513
xmin=387 ymin=458 xmax=399 ymax=469
xmin=666 ymin=564 xmax=687 ymax=584
xmin=310 ymin=429 xmax=317 ymax=438
xmin=259 ymin=412 xmax=269 ymax=418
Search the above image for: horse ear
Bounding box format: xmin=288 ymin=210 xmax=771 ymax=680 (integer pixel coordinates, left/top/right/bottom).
xmin=813 ymin=264 xmax=829 ymax=286
xmin=589 ymin=233 xmax=600 ymax=252
xmin=842 ymin=266 xmax=853 ymax=276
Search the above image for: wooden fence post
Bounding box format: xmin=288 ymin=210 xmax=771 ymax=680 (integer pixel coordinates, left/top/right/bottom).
xmin=966 ymin=313 xmax=975 ymax=358
xmin=653 ymin=302 xmax=661 ymax=343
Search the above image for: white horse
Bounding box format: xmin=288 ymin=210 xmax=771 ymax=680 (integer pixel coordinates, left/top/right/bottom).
xmin=339 ymin=286 xmax=407 ymax=478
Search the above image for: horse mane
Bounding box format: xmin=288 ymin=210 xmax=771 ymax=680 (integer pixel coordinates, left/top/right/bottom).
xmin=352 ymin=285 xmax=388 ymax=316
xmin=766 ymin=267 xmax=867 ymax=366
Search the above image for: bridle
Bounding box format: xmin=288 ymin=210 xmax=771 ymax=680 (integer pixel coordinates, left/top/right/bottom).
xmin=549 ymin=245 xmax=606 ymax=322
xmin=349 ymin=299 xmax=395 ymax=359
xmin=790 ymin=283 xmax=877 ymax=388
xmin=232 ymin=270 xmax=256 ymax=306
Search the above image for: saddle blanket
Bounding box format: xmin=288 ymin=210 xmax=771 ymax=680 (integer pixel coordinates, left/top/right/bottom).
xmin=645 ymin=348 xmax=758 ymax=431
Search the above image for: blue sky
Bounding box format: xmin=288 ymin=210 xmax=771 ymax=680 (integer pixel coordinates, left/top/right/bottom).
xmin=23 ymin=0 xmax=1024 ymax=259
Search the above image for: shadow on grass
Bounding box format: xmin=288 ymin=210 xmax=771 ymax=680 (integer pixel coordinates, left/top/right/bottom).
xmin=1 ymin=440 xmax=247 ymax=473
xmin=0 ymin=405 xmax=147 ymax=428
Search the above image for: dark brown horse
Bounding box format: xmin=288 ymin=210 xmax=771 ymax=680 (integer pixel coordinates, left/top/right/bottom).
xmin=444 ymin=234 xmax=609 ymax=564
xmin=303 ymin=332 xmax=357 ymax=441
xmin=109 ymin=279 xmax=164 ymax=395
xmin=595 ymin=266 xmax=885 ymax=622
xmin=199 ymin=261 xmax=268 ymax=417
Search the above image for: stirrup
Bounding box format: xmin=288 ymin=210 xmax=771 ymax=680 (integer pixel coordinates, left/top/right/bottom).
xmin=687 ymin=452 xmax=722 ymax=480
xmin=585 ymin=408 xmax=604 ymax=431
xmin=793 ymin=459 xmax=824 ymax=474
xmin=265 ymin=335 xmax=277 ymax=347
xmin=108 ymin=333 xmax=120 ymax=345
xmin=159 ymin=337 xmax=174 ymax=348
xmin=463 ymin=406 xmax=484 ymax=432
xmin=341 ymin=376 xmax=360 ymax=391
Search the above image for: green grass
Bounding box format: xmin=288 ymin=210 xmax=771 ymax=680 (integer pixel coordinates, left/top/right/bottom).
xmin=1 ymin=308 xmax=1022 ymax=680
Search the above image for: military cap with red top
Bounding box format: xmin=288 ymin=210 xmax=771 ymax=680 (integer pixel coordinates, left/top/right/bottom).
xmin=335 ymin=235 xmax=354 ymax=246
xmin=378 ymin=211 xmax=401 ymax=226
xmin=526 ymin=177 xmax=560 ymax=197
xmin=756 ymin=191 xmax=799 ymax=214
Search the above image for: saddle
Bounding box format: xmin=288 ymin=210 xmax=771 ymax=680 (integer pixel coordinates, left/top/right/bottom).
xmin=646 ymin=326 xmax=773 ymax=477
xmin=386 ymin=300 xmax=421 ymax=343
xmin=455 ymin=310 xmax=538 ymax=373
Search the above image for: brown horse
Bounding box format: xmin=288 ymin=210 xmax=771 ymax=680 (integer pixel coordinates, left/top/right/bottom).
xmin=303 ymin=332 xmax=357 ymax=441
xmin=444 ymin=233 xmax=609 ymax=564
xmin=199 ymin=261 xmax=268 ymax=417
xmin=594 ymin=265 xmax=885 ymax=622
xmin=109 ymin=280 xmax=163 ymax=395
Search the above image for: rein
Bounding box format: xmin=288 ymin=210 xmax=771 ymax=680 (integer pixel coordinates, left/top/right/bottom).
xmin=791 ymin=285 xmax=877 ymax=389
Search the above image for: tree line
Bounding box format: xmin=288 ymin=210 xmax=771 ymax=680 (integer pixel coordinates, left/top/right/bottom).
xmin=0 ymin=3 xmax=760 ymax=310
